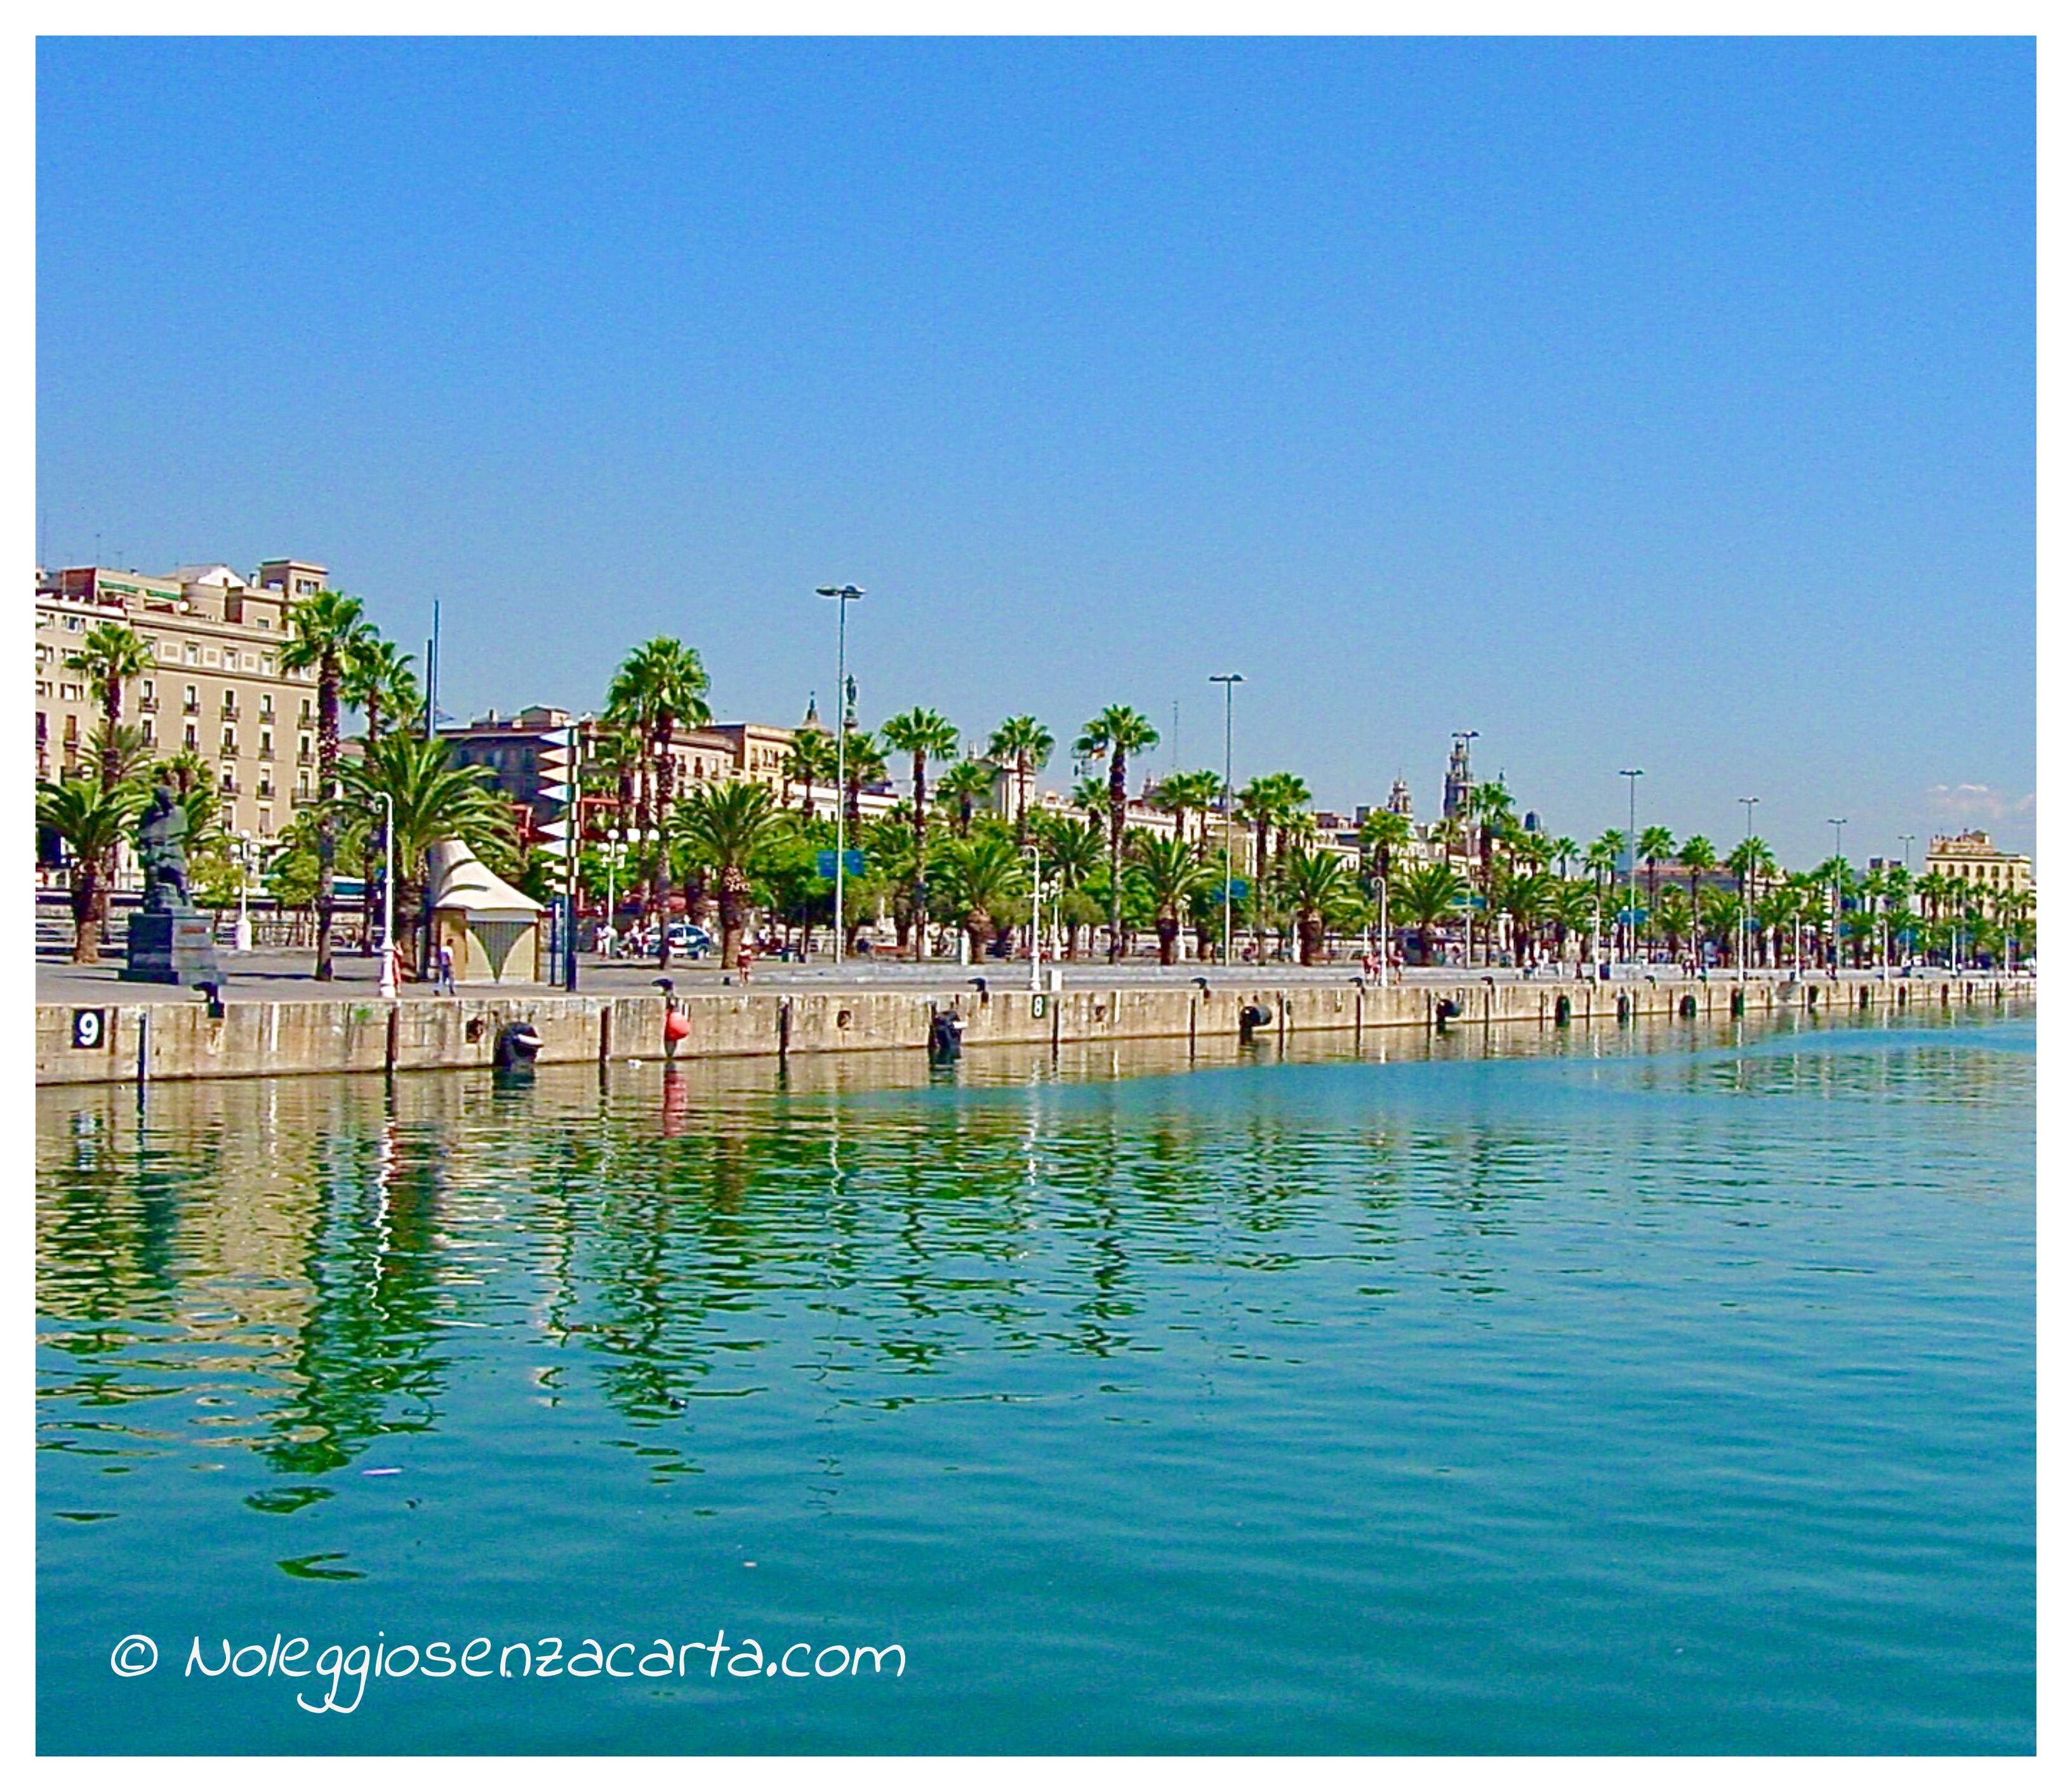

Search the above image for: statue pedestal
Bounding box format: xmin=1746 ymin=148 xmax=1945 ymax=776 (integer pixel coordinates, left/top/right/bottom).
xmin=123 ymin=910 xmax=224 ymax=985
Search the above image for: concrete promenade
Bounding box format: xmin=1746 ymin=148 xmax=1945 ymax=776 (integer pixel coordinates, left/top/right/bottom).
xmin=34 ymin=949 xmax=2030 ymax=1086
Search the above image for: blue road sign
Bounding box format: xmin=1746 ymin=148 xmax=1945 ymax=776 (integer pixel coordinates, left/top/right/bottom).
xmin=816 ymin=850 xmax=867 ymax=878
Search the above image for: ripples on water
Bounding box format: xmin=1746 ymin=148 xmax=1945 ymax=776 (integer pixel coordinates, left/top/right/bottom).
xmin=37 ymin=1008 xmax=2034 ymax=1754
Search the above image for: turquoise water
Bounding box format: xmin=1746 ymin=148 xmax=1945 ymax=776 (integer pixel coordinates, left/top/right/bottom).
xmin=37 ymin=1008 xmax=2035 ymax=1753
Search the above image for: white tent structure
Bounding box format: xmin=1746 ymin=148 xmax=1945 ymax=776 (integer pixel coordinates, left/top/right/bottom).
xmin=427 ymin=837 xmax=545 ymax=984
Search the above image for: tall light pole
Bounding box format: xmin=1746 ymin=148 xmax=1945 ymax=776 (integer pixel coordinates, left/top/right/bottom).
xmin=1739 ymin=795 xmax=1760 ymax=975
xmin=1454 ymin=730 xmax=1480 ymax=963
xmin=1897 ymin=833 xmax=1915 ymax=966
xmin=1026 ymin=839 xmax=1045 ymax=992
xmin=232 ymin=831 xmax=253 ymax=953
xmin=816 ymin=585 xmax=865 ymax=966
xmin=1619 ymin=769 xmax=1644 ymax=966
xmin=1827 ymin=818 xmax=1847 ymax=971
xmin=1210 ymin=674 xmax=1243 ymax=965
xmin=378 ymin=791 xmax=397 ymax=999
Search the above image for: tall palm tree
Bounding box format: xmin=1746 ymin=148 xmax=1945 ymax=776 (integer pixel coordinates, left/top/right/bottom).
xmin=1075 ymin=705 xmax=1161 ymax=962
xmin=1130 ymin=832 xmax=1212 ymax=964
xmin=1678 ymin=835 xmax=1717 ymax=956
xmin=1637 ymin=825 xmax=1678 ymax=922
xmin=1545 ymin=835 xmax=1581 ymax=879
xmin=64 ymin=620 xmax=152 ymax=793
xmin=1497 ymin=866 xmax=1557 ymax=966
xmin=781 ymin=727 xmax=839 ymax=820
xmin=336 ymin=733 xmax=515 ymax=973
xmin=1235 ymin=774 xmax=1289 ymax=955
xmin=1282 ymin=849 xmax=1354 ymax=965
xmin=37 ymin=776 xmax=145 ymax=964
xmin=673 ymin=780 xmax=787 ymax=967
xmin=839 ymin=727 xmax=888 ymax=834
xmin=1148 ymin=769 xmax=1225 ymax=854
xmin=1358 ymin=808 xmax=1412 ymax=956
xmin=1550 ymin=877 xmax=1597 ymax=966
xmin=1393 ymin=861 xmax=1469 ymax=967
xmin=933 ymin=757 xmax=995 ymax=837
xmin=933 ymin=832 xmax=1028 ymax=964
xmin=1034 ymin=814 xmax=1104 ymax=958
xmin=280 ymin=589 xmax=373 ymax=981
xmin=342 ymin=635 xmax=422 ymax=951
xmin=985 ymin=716 xmax=1054 ymax=840
xmin=606 ymin=637 xmax=712 ymax=962
xmin=880 ymin=707 xmax=960 ymax=957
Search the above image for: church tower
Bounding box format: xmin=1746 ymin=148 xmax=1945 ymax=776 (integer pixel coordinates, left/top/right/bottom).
xmin=1442 ymin=735 xmax=1475 ymax=820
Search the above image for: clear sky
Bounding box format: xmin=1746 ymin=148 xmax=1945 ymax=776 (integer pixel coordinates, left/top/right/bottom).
xmin=36 ymin=36 xmax=2035 ymax=867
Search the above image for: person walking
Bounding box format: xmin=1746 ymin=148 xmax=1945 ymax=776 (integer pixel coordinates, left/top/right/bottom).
xmin=436 ymin=940 xmax=457 ymax=995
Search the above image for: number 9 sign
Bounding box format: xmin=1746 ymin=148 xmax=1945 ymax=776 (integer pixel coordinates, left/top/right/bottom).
xmin=71 ymin=1008 xmax=106 ymax=1050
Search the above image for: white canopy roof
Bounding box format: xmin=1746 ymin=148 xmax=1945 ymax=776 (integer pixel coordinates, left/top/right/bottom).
xmin=427 ymin=837 xmax=543 ymax=917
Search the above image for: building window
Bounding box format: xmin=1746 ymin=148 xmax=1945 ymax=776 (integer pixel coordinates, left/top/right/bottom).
xmin=260 ymin=729 xmax=274 ymax=759
xmin=184 ymin=724 xmax=198 ymax=750
xmin=300 ymin=700 xmax=312 ymax=724
xmin=140 ymin=679 xmax=155 ymax=707
xmin=64 ymin=615 xmax=83 ymax=632
xmin=260 ymin=694 xmax=273 ymax=718
xmin=258 ymin=776 xmax=273 ymax=798
xmin=221 ymin=728 xmax=237 ymax=755
xmin=142 ymin=720 xmax=155 ymax=746
xmin=184 ymin=643 xmax=199 ymax=664
xmin=222 ymin=689 xmax=239 ymax=717
xmin=184 ymin=685 xmax=199 ymax=713
xmin=298 ymin=735 xmax=313 ymax=762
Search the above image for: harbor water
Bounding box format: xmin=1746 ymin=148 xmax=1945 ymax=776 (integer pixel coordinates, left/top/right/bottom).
xmin=37 ymin=1006 xmax=2035 ymax=1753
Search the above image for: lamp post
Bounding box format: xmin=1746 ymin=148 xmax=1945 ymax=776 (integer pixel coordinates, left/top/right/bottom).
xmin=1619 ymin=769 xmax=1644 ymax=967
xmin=1026 ymin=840 xmax=1045 ymax=992
xmin=1739 ymin=795 xmax=1760 ymax=975
xmin=377 ymin=791 xmax=397 ymax=1000
xmin=232 ymin=831 xmax=253 ymax=953
xmin=1210 ymin=674 xmax=1243 ymax=965
xmin=1897 ymin=833 xmax=1916 ymax=966
xmin=1826 ymin=817 xmax=1847 ymax=972
xmin=816 ymin=585 xmax=865 ymax=966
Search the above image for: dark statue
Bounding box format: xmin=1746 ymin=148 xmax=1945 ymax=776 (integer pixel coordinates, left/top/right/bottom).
xmin=123 ymin=783 xmax=223 ymax=986
xmin=137 ymin=784 xmax=192 ymax=913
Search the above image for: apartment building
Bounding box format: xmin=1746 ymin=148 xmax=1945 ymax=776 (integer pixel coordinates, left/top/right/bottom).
xmin=1925 ymin=830 xmax=2034 ymax=899
xmin=35 ymin=559 xmax=330 ymax=840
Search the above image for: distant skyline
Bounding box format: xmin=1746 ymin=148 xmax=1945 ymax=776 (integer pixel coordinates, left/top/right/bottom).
xmin=37 ymin=37 xmax=2035 ymax=865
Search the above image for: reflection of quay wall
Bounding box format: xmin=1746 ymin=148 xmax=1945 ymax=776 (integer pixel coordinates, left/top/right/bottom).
xmin=36 ymin=976 xmax=2029 ymax=1086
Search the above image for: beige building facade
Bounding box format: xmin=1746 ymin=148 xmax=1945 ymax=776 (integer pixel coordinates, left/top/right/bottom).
xmin=1925 ymin=830 xmax=2033 ymax=898
xmin=35 ymin=559 xmax=331 ymax=840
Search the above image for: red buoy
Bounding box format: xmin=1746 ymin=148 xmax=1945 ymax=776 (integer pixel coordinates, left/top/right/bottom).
xmin=663 ymin=1009 xmax=691 ymax=1042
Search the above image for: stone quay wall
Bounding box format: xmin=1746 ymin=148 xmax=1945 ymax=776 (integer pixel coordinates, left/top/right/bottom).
xmin=34 ymin=972 xmax=2027 ymax=1088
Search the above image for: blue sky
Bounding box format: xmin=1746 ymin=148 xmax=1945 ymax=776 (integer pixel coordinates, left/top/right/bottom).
xmin=37 ymin=36 xmax=2035 ymax=866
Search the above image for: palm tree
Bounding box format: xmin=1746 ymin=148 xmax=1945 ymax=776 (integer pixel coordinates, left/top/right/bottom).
xmin=781 ymin=727 xmax=839 ymax=820
xmin=880 ymin=707 xmax=960 ymax=957
xmin=1235 ymin=775 xmax=1284 ymax=956
xmin=1497 ymin=866 xmax=1557 ymax=966
xmin=1130 ymin=832 xmax=1212 ymax=964
xmin=985 ymin=716 xmax=1054 ymax=840
xmin=1282 ymin=849 xmax=1355 ymax=965
xmin=1678 ymin=835 xmax=1717 ymax=958
xmin=1637 ymin=826 xmax=1677 ymax=925
xmin=86 ymin=721 xmax=154 ymax=792
xmin=606 ymin=637 xmax=712 ymax=960
xmin=1075 ymin=706 xmax=1161 ymax=962
xmin=1545 ymin=835 xmax=1581 ymax=879
xmin=64 ymin=621 xmax=152 ymax=793
xmin=933 ymin=832 xmax=1028 ymax=964
xmin=1035 ymin=815 xmax=1104 ymax=958
xmin=336 ymin=733 xmax=515 ymax=973
xmin=1148 ymin=769 xmax=1225 ymax=854
xmin=1358 ymin=809 xmax=1412 ymax=957
xmin=1550 ymin=877 xmax=1597 ymax=966
xmin=839 ymin=727 xmax=888 ymax=834
xmin=1652 ymin=886 xmax=1693 ymax=960
xmin=37 ymin=776 xmax=145 ymax=964
xmin=342 ymin=635 xmax=422 ymax=951
xmin=280 ymin=589 xmax=373 ymax=981
xmin=1393 ymin=861 xmax=1469 ymax=967
xmin=934 ymin=756 xmax=995 ymax=838
xmin=673 ymin=780 xmax=787 ymax=968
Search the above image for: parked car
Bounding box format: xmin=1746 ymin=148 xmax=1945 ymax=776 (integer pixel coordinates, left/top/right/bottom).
xmin=665 ymin=923 xmax=714 ymax=957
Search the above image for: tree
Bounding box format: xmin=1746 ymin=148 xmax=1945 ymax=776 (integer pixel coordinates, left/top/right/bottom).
xmin=1282 ymin=849 xmax=1354 ymax=965
xmin=781 ymin=727 xmax=839 ymax=821
xmin=1550 ymin=877 xmax=1597 ymax=966
xmin=1496 ymin=866 xmax=1557 ymax=966
xmin=65 ymin=621 xmax=153 ymax=793
xmin=1148 ymin=769 xmax=1225 ymax=854
xmin=1637 ymin=826 xmax=1678 ymax=922
xmin=280 ymin=589 xmax=374 ymax=981
xmin=881 ymin=708 xmax=960 ymax=958
xmin=985 ymin=716 xmax=1054 ymax=840
xmin=606 ymin=637 xmax=712 ymax=961
xmin=1075 ymin=706 xmax=1160 ymax=962
xmin=1358 ymin=809 xmax=1412 ymax=954
xmin=674 ymin=780 xmax=788 ymax=967
xmin=36 ymin=776 xmax=144 ymax=964
xmin=335 ymin=733 xmax=515 ymax=973
xmin=1679 ymin=834 xmax=1717 ymax=943
xmin=932 ymin=832 xmax=1028 ymax=964
xmin=1393 ymin=861 xmax=1468 ymax=966
xmin=1035 ymin=814 xmax=1104 ymax=959
xmin=1130 ymin=832 xmax=1212 ymax=964
xmin=936 ymin=755 xmax=996 ymax=838
xmin=839 ymin=727 xmax=888 ymax=834
xmin=342 ymin=634 xmax=422 ymax=951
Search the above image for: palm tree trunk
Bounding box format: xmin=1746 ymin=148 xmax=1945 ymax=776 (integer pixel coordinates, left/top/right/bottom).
xmin=912 ymin=752 xmax=929 ymax=962
xmin=654 ymin=717 xmax=675 ymax=965
xmin=71 ymin=863 xmax=103 ymax=965
xmin=1107 ymin=753 xmax=1126 ymax=963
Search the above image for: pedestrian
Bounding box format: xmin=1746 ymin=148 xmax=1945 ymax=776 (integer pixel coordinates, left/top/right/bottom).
xmin=436 ymin=940 xmax=456 ymax=995
xmin=738 ymin=946 xmax=754 ymax=985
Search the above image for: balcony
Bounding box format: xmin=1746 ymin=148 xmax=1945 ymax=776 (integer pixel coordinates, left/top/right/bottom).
xmin=183 ymin=701 xmax=200 ymax=716
xmin=138 ymin=696 xmax=157 ymax=712
xmin=220 ymin=704 xmax=239 ymax=721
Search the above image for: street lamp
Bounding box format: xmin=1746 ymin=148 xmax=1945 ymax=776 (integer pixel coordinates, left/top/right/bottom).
xmin=1210 ymin=674 xmax=1243 ymax=966
xmin=377 ymin=791 xmax=397 ymax=999
xmin=1739 ymin=795 xmax=1760 ymax=976
xmin=1026 ymin=839 xmax=1046 ymax=992
xmin=1619 ymin=769 xmax=1644 ymax=967
xmin=816 ymin=585 xmax=866 ymax=967
xmin=1454 ymin=731 xmax=1480 ymax=964
xmin=1826 ymin=818 xmax=1847 ymax=971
